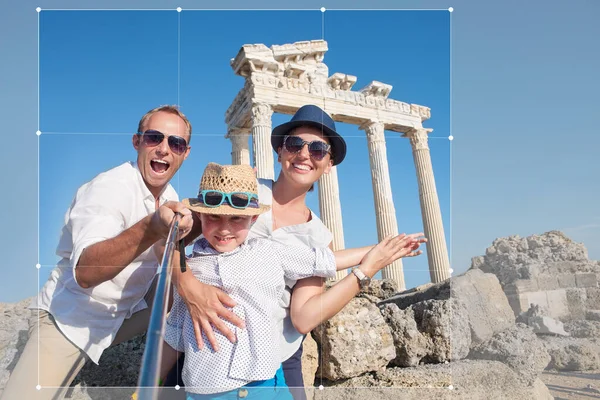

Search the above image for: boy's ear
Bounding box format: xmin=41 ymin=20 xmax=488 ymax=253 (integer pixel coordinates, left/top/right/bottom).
xmin=251 ymin=215 xmax=259 ymax=223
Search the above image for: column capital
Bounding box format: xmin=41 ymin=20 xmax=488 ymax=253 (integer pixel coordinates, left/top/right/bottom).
xmin=404 ymin=127 xmax=433 ymax=151
xmin=251 ymin=103 xmax=273 ymax=127
xmin=360 ymin=120 xmax=385 ymax=141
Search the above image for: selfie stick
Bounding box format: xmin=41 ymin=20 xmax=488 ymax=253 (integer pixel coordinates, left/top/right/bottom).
xmin=137 ymin=212 xmax=182 ymax=400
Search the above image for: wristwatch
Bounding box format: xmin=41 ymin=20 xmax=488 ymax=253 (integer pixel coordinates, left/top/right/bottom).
xmin=352 ymin=267 xmax=371 ymax=289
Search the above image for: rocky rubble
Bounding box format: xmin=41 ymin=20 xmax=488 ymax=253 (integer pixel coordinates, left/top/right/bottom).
xmin=3 ymin=230 xmax=598 ymax=399
xmin=0 ymin=299 xmax=31 ymax=393
xmin=468 ymin=323 xmax=551 ymax=385
xmin=316 ymin=360 xmax=553 ymax=400
xmin=540 ymin=336 xmax=600 ymax=371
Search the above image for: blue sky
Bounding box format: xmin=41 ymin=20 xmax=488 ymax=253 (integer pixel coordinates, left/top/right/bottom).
xmin=1 ymin=0 xmax=599 ymax=303
xmin=37 ymin=10 xmax=449 ymax=292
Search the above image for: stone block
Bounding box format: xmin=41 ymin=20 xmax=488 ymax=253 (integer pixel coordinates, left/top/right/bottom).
xmin=504 ymin=278 xmax=538 ymax=295
xmin=380 ymin=304 xmax=429 ymax=367
xmin=314 ymin=297 xmax=396 ymax=380
xmin=586 ymin=310 xmax=600 ymax=321
xmin=557 ymin=273 xmax=576 ymax=288
xmin=585 ymin=287 xmax=600 ymax=310
xmin=537 ymin=274 xmax=559 ymax=290
xmin=468 ymin=324 xmax=551 ymax=385
xmin=522 ymin=291 xmax=550 ymax=314
xmin=506 ymin=294 xmax=528 ymax=316
xmin=545 ymin=289 xmax=570 ymax=320
xmin=381 ymin=270 xmax=514 ymax=347
xmin=576 ymin=273 xmax=598 ymax=288
xmin=411 ymin=299 xmax=471 ymax=363
xmin=527 ymin=316 xmax=569 ymax=336
xmin=565 ymin=288 xmax=587 ymax=320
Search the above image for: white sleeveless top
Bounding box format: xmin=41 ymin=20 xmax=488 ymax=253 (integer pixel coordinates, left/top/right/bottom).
xmin=247 ymin=179 xmax=333 ymax=361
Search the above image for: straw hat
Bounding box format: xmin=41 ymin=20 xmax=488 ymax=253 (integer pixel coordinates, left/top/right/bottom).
xmin=182 ymin=163 xmax=270 ymax=216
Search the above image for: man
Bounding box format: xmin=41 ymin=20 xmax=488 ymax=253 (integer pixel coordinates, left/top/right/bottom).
xmin=1 ymin=105 xmax=195 ymax=400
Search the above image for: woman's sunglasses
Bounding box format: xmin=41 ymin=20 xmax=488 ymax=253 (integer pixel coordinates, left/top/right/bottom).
xmin=282 ymin=135 xmax=332 ymax=161
xmin=199 ymin=190 xmax=259 ymax=209
xmin=137 ymin=129 xmax=189 ymax=155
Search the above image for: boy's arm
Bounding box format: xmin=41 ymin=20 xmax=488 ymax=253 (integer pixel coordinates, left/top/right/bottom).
xmin=276 ymin=242 xmax=337 ymax=281
xmin=290 ymin=234 xmax=425 ymax=334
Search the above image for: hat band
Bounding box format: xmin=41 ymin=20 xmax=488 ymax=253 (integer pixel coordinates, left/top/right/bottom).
xmin=198 ymin=190 xmax=260 ymax=209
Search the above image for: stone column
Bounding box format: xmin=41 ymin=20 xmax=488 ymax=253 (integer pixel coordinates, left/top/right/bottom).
xmin=361 ymin=121 xmax=405 ymax=290
xmin=226 ymin=127 xmax=251 ymax=165
xmin=404 ymin=127 xmax=450 ymax=283
xmin=251 ymin=103 xmax=274 ymax=180
xmin=318 ymin=166 xmax=348 ymax=280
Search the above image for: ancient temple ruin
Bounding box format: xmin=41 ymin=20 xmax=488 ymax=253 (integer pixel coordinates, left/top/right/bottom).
xmin=224 ymin=40 xmax=449 ymax=289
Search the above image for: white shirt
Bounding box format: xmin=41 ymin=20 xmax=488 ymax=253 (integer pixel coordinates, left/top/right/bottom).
xmin=164 ymin=238 xmax=336 ymax=394
xmin=34 ymin=162 xmax=178 ymax=364
xmin=249 ymin=179 xmax=333 ymax=362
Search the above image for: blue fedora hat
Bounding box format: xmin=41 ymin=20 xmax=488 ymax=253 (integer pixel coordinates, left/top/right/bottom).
xmin=271 ymin=105 xmax=347 ymax=166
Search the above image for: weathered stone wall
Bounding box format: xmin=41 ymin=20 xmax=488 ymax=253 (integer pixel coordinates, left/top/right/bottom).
xmin=471 ymin=231 xmax=600 ymax=321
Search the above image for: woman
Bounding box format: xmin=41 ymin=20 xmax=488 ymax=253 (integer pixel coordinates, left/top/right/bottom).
xmin=168 ymin=105 xmax=424 ymax=399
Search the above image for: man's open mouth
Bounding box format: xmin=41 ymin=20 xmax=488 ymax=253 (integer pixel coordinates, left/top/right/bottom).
xmin=150 ymin=159 xmax=170 ymax=174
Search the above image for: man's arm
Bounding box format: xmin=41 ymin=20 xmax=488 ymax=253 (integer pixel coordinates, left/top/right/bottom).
xmin=76 ymin=214 xmax=160 ymax=288
xmin=75 ymin=201 xmax=192 ymax=289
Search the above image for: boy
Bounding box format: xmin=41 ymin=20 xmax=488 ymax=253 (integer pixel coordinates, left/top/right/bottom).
xmin=159 ymin=163 xmax=421 ymax=399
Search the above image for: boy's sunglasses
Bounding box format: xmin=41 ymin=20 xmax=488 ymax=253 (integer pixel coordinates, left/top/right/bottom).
xmin=199 ymin=190 xmax=259 ymax=209
xmin=282 ymin=135 xmax=332 ymax=161
xmin=137 ymin=130 xmax=189 ymax=155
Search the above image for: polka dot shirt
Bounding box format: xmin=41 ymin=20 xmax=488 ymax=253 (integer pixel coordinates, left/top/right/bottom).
xmin=164 ymin=237 xmax=336 ymax=395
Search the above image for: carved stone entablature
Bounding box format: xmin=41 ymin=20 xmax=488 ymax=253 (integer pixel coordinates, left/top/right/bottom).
xmin=225 ymin=81 xmax=253 ymax=128
xmin=403 ymin=127 xmax=433 ymax=151
xmin=271 ymin=40 xmax=328 ymax=65
xmin=226 ymin=40 xmax=432 ymax=133
xmin=327 ymin=73 xmax=357 ymax=91
xmin=231 ymin=40 xmax=329 ymax=80
xmin=359 ymin=81 xmax=393 ymax=99
xmin=231 ymin=44 xmax=278 ymax=77
xmin=410 ymin=104 xmax=431 ymax=121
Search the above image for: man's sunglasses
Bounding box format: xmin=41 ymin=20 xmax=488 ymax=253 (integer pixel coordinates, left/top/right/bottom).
xmin=282 ymin=135 xmax=332 ymax=161
xmin=199 ymin=190 xmax=259 ymax=209
xmin=137 ymin=130 xmax=189 ymax=155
